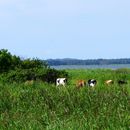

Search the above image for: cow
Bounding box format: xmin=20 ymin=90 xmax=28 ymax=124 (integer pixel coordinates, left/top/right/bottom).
xmin=56 ymin=78 xmax=67 ymax=86
xmin=88 ymin=79 xmax=97 ymax=87
xmin=76 ymin=80 xmax=86 ymax=88
xmin=118 ymin=80 xmax=127 ymax=85
xmin=105 ymin=80 xmax=114 ymax=85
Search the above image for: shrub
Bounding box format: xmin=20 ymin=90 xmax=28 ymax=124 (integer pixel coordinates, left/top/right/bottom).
xmin=0 ymin=49 xmax=68 ymax=84
xmin=21 ymin=58 xmax=48 ymax=69
xmin=44 ymin=69 xmax=68 ymax=83
xmin=0 ymin=68 xmax=68 ymax=84
xmin=0 ymin=49 xmax=21 ymax=73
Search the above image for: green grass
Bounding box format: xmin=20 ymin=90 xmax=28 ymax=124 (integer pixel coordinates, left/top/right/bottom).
xmin=0 ymin=69 xmax=130 ymax=130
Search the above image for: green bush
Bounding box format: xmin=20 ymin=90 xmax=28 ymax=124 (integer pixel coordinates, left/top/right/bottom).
xmin=0 ymin=49 xmax=68 ymax=83
xmin=0 ymin=49 xmax=21 ymax=73
xmin=0 ymin=49 xmax=48 ymax=73
xmin=44 ymin=69 xmax=68 ymax=83
xmin=0 ymin=68 xmax=68 ymax=84
xmin=21 ymin=58 xmax=48 ymax=69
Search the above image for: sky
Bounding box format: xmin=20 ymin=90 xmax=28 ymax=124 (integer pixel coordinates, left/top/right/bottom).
xmin=0 ymin=0 xmax=130 ymax=60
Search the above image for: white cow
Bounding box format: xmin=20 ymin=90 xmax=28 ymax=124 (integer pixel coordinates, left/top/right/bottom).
xmin=56 ymin=78 xmax=67 ymax=86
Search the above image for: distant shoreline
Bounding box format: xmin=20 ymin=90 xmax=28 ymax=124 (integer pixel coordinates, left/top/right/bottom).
xmin=46 ymin=58 xmax=130 ymax=66
xmin=50 ymin=64 xmax=130 ymax=70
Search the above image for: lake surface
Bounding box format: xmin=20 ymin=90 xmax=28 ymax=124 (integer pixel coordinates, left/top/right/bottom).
xmin=51 ymin=64 xmax=130 ymax=70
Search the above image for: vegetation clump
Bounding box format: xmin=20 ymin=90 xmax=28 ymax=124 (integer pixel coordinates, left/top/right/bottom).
xmin=0 ymin=49 xmax=68 ymax=83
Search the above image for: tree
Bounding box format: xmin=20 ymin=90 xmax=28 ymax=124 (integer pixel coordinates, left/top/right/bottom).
xmin=0 ymin=49 xmax=12 ymax=73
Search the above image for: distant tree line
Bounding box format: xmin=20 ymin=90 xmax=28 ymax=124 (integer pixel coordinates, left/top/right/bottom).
xmin=46 ymin=58 xmax=130 ymax=66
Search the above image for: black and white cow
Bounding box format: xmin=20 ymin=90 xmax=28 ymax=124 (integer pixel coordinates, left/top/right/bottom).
xmin=88 ymin=79 xmax=97 ymax=87
xmin=56 ymin=78 xmax=67 ymax=86
xmin=118 ymin=80 xmax=127 ymax=85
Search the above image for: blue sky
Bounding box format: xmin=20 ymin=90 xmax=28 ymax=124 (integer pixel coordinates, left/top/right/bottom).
xmin=0 ymin=0 xmax=130 ymax=59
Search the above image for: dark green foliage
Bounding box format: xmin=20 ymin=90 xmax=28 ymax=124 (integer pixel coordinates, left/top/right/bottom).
xmin=21 ymin=58 xmax=48 ymax=69
xmin=1 ymin=68 xmax=42 ymax=83
xmin=0 ymin=68 xmax=68 ymax=84
xmin=0 ymin=49 xmax=21 ymax=73
xmin=0 ymin=49 xmax=68 ymax=83
xmin=0 ymin=49 xmax=12 ymax=73
xmin=44 ymin=69 xmax=68 ymax=83
xmin=0 ymin=49 xmax=48 ymax=73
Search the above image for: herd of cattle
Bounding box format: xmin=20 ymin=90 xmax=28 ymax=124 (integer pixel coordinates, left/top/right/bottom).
xmin=56 ymin=78 xmax=128 ymax=88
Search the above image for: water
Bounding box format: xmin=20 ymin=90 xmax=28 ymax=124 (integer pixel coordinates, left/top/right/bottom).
xmin=51 ymin=64 xmax=130 ymax=70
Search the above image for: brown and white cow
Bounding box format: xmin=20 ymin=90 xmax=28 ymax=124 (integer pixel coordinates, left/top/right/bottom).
xmin=76 ymin=80 xmax=86 ymax=88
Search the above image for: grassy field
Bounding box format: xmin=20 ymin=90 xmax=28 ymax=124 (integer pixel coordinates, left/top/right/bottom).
xmin=0 ymin=69 xmax=130 ymax=130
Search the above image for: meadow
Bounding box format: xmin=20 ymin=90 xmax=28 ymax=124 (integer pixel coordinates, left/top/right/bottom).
xmin=0 ymin=69 xmax=130 ymax=130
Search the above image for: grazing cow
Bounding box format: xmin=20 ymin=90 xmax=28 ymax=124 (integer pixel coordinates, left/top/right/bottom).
xmin=76 ymin=80 xmax=86 ymax=88
xmin=118 ymin=80 xmax=127 ymax=85
xmin=105 ymin=80 xmax=114 ymax=85
xmin=56 ymin=78 xmax=67 ymax=86
xmin=88 ymin=79 xmax=97 ymax=87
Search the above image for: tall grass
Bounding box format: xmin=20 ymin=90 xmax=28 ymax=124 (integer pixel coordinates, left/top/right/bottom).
xmin=0 ymin=69 xmax=130 ymax=130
